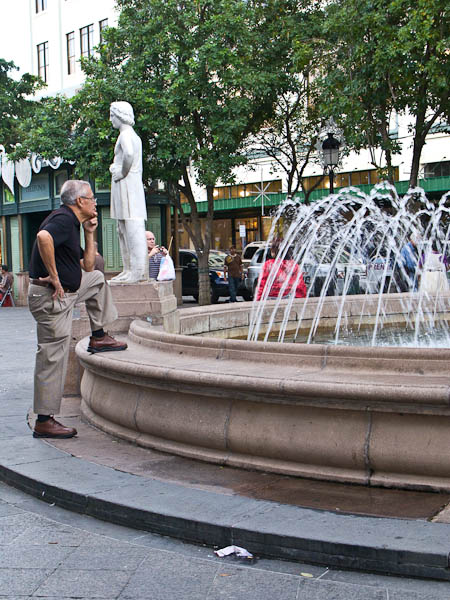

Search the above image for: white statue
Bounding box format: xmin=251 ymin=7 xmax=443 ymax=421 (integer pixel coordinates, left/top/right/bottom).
xmin=109 ymin=101 xmax=148 ymax=283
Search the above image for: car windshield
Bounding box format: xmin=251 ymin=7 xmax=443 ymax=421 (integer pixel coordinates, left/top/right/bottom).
xmin=243 ymin=246 xmax=260 ymax=260
xmin=208 ymin=252 xmax=227 ymax=268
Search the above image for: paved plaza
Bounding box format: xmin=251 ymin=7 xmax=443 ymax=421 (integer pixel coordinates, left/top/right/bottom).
xmin=1 ymin=307 xmax=450 ymax=598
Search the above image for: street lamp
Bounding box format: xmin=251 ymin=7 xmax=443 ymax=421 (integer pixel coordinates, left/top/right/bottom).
xmin=322 ymin=132 xmax=340 ymax=195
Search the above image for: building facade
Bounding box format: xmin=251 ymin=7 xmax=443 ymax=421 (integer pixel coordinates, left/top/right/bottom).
xmin=0 ymin=0 xmax=170 ymax=300
xmin=0 ymin=1 xmax=448 ymax=298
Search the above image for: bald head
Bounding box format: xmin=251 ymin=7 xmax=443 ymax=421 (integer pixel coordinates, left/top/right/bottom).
xmin=146 ymin=231 xmax=156 ymax=252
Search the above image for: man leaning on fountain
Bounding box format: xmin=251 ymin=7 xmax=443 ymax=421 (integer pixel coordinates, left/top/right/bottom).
xmin=28 ymin=179 xmax=127 ymax=439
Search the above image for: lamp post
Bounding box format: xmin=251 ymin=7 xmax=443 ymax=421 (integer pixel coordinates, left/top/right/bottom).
xmin=322 ymin=132 xmax=341 ymax=195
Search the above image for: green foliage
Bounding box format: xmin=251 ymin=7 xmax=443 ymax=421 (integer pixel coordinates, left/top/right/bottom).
xmin=320 ymin=0 xmax=450 ymax=185
xmin=21 ymin=0 xmax=295 ymax=303
xmin=0 ymin=59 xmax=43 ymax=153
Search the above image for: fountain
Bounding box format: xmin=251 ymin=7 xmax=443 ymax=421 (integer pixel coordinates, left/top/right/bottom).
xmin=249 ymin=182 xmax=450 ymax=346
xmin=76 ymin=184 xmax=450 ymax=492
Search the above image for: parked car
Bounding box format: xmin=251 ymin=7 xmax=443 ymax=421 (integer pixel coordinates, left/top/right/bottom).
xmin=180 ymin=249 xmax=251 ymax=302
xmin=309 ymin=245 xmax=367 ymax=296
xmin=365 ymin=252 xmax=395 ymax=293
xmin=241 ymin=241 xmax=266 ymax=272
xmin=244 ymin=244 xmax=366 ymax=299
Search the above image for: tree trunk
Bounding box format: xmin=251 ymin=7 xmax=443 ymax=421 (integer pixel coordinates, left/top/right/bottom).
xmin=196 ymin=185 xmax=214 ymax=305
xmin=197 ymin=250 xmax=211 ymax=305
xmin=409 ymin=134 xmax=425 ymax=189
xmin=170 ymin=175 xmax=212 ymax=305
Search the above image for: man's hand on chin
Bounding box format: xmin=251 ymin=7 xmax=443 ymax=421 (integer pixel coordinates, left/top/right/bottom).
xmin=83 ymin=217 xmax=98 ymax=233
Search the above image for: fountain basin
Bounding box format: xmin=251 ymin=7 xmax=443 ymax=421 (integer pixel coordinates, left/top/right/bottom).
xmin=77 ymin=293 xmax=450 ymax=491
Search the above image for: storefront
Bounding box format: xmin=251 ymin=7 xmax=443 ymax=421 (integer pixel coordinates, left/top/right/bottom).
xmin=0 ymin=164 xmax=168 ymax=302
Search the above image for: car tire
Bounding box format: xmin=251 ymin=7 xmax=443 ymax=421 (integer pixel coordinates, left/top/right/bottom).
xmin=242 ymin=290 xmax=253 ymax=301
xmin=211 ymin=291 xmax=219 ymax=304
xmin=193 ymin=294 xmax=199 ymax=302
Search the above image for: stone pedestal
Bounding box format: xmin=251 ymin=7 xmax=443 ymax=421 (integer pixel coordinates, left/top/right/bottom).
xmin=15 ymin=272 xmax=30 ymax=306
xmin=65 ymin=280 xmax=179 ymax=395
xmin=174 ymin=268 xmax=183 ymax=306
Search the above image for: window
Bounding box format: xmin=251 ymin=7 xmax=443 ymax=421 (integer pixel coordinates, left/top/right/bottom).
xmin=213 ymin=180 xmax=282 ymax=200
xmin=35 ymin=0 xmax=47 ymax=12
xmin=37 ymin=42 xmax=49 ymax=82
xmin=423 ymin=161 xmax=450 ymax=179
xmin=54 ymin=171 xmax=69 ymax=196
xmin=80 ymin=24 xmax=94 ymax=58
xmin=66 ymin=32 xmax=75 ymax=74
xmin=303 ymin=168 xmax=398 ymax=192
xmin=99 ymin=19 xmax=108 ymax=44
xmin=180 ymin=251 xmax=197 ymax=267
xmin=3 ymin=187 xmax=15 ymax=205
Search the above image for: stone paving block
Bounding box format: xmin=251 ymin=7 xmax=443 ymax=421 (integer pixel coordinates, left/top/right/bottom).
xmin=296 ymin=579 xmax=387 ymax=600
xmin=0 ymin=435 xmax=66 ymax=466
xmin=389 ymin=591 xmax=450 ymax=600
xmin=35 ymin=567 xmax=130 ymax=598
xmin=0 ymin=512 xmax=47 ymax=545
xmin=120 ymin=549 xmax=219 ymax=599
xmin=10 ymin=454 xmax=142 ymax=496
xmin=0 ymin=568 xmax=52 ymax=596
xmin=0 ymin=499 xmax=25 ymax=518
xmin=207 ymin=564 xmax=300 ymax=600
xmin=0 ymin=543 xmax=75 ymax=568
xmin=91 ymin=477 xmax=275 ymax=542
xmin=0 ymin=416 xmax=29 ymax=439
xmin=13 ymin=519 xmax=91 ymax=547
xmin=63 ymin=540 xmax=150 ymax=570
xmin=322 ymin=568 xmax=450 ymax=597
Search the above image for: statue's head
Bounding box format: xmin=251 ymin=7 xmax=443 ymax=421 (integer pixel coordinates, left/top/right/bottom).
xmin=110 ymin=101 xmax=135 ymax=127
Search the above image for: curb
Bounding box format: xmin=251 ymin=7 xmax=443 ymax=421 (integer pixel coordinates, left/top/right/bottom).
xmin=1 ymin=435 xmax=450 ymax=582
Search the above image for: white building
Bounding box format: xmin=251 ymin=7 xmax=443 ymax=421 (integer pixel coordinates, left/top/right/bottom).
xmin=0 ymin=0 xmax=118 ymax=96
xmin=0 ymin=0 xmax=170 ymax=293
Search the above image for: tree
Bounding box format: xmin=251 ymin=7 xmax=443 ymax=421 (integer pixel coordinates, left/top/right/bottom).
xmin=321 ymin=0 xmax=450 ymax=187
xmin=248 ymin=82 xmax=326 ymax=205
xmin=19 ymin=0 xmax=297 ymax=304
xmin=0 ymin=59 xmax=43 ymax=153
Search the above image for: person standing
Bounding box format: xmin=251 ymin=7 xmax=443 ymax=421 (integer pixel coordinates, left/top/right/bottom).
xmin=146 ymin=230 xmax=167 ymax=279
xmin=224 ymin=245 xmax=243 ymax=302
xmin=399 ymin=234 xmax=420 ymax=291
xmin=28 ymin=179 xmax=127 ymax=439
xmin=256 ymin=243 xmax=306 ymax=300
xmin=419 ymin=243 xmax=449 ymax=295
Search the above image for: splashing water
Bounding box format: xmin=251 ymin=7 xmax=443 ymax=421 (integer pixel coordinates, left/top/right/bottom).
xmin=247 ymin=183 xmax=450 ymax=347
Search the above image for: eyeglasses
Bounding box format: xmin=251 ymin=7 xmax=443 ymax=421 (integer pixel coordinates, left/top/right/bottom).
xmin=80 ymin=196 xmax=97 ymax=204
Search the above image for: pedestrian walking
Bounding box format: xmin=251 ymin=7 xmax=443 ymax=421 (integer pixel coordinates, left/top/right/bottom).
xmin=224 ymin=245 xmax=243 ymax=302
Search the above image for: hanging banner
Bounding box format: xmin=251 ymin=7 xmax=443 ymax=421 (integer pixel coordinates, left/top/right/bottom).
xmin=2 ymin=155 xmax=15 ymax=194
xmin=15 ymin=158 xmax=32 ymax=188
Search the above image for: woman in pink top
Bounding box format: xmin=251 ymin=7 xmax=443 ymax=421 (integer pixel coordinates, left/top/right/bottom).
xmin=256 ymin=244 xmax=306 ymax=300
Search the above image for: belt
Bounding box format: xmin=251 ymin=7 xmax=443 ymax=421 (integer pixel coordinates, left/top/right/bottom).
xmin=30 ymin=279 xmax=73 ymax=293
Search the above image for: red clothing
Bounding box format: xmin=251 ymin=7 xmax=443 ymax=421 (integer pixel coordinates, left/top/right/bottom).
xmin=0 ymin=272 xmax=13 ymax=306
xmin=256 ymin=258 xmax=306 ymax=300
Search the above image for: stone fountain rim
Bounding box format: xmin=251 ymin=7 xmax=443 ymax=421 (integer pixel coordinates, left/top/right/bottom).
xmin=76 ymin=293 xmax=450 ymax=492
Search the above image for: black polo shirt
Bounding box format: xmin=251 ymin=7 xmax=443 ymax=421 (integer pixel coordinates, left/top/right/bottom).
xmin=29 ymin=205 xmax=84 ymax=292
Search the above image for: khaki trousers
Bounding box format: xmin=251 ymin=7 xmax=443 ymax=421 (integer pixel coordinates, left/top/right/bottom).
xmin=28 ymin=270 xmax=118 ymax=415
